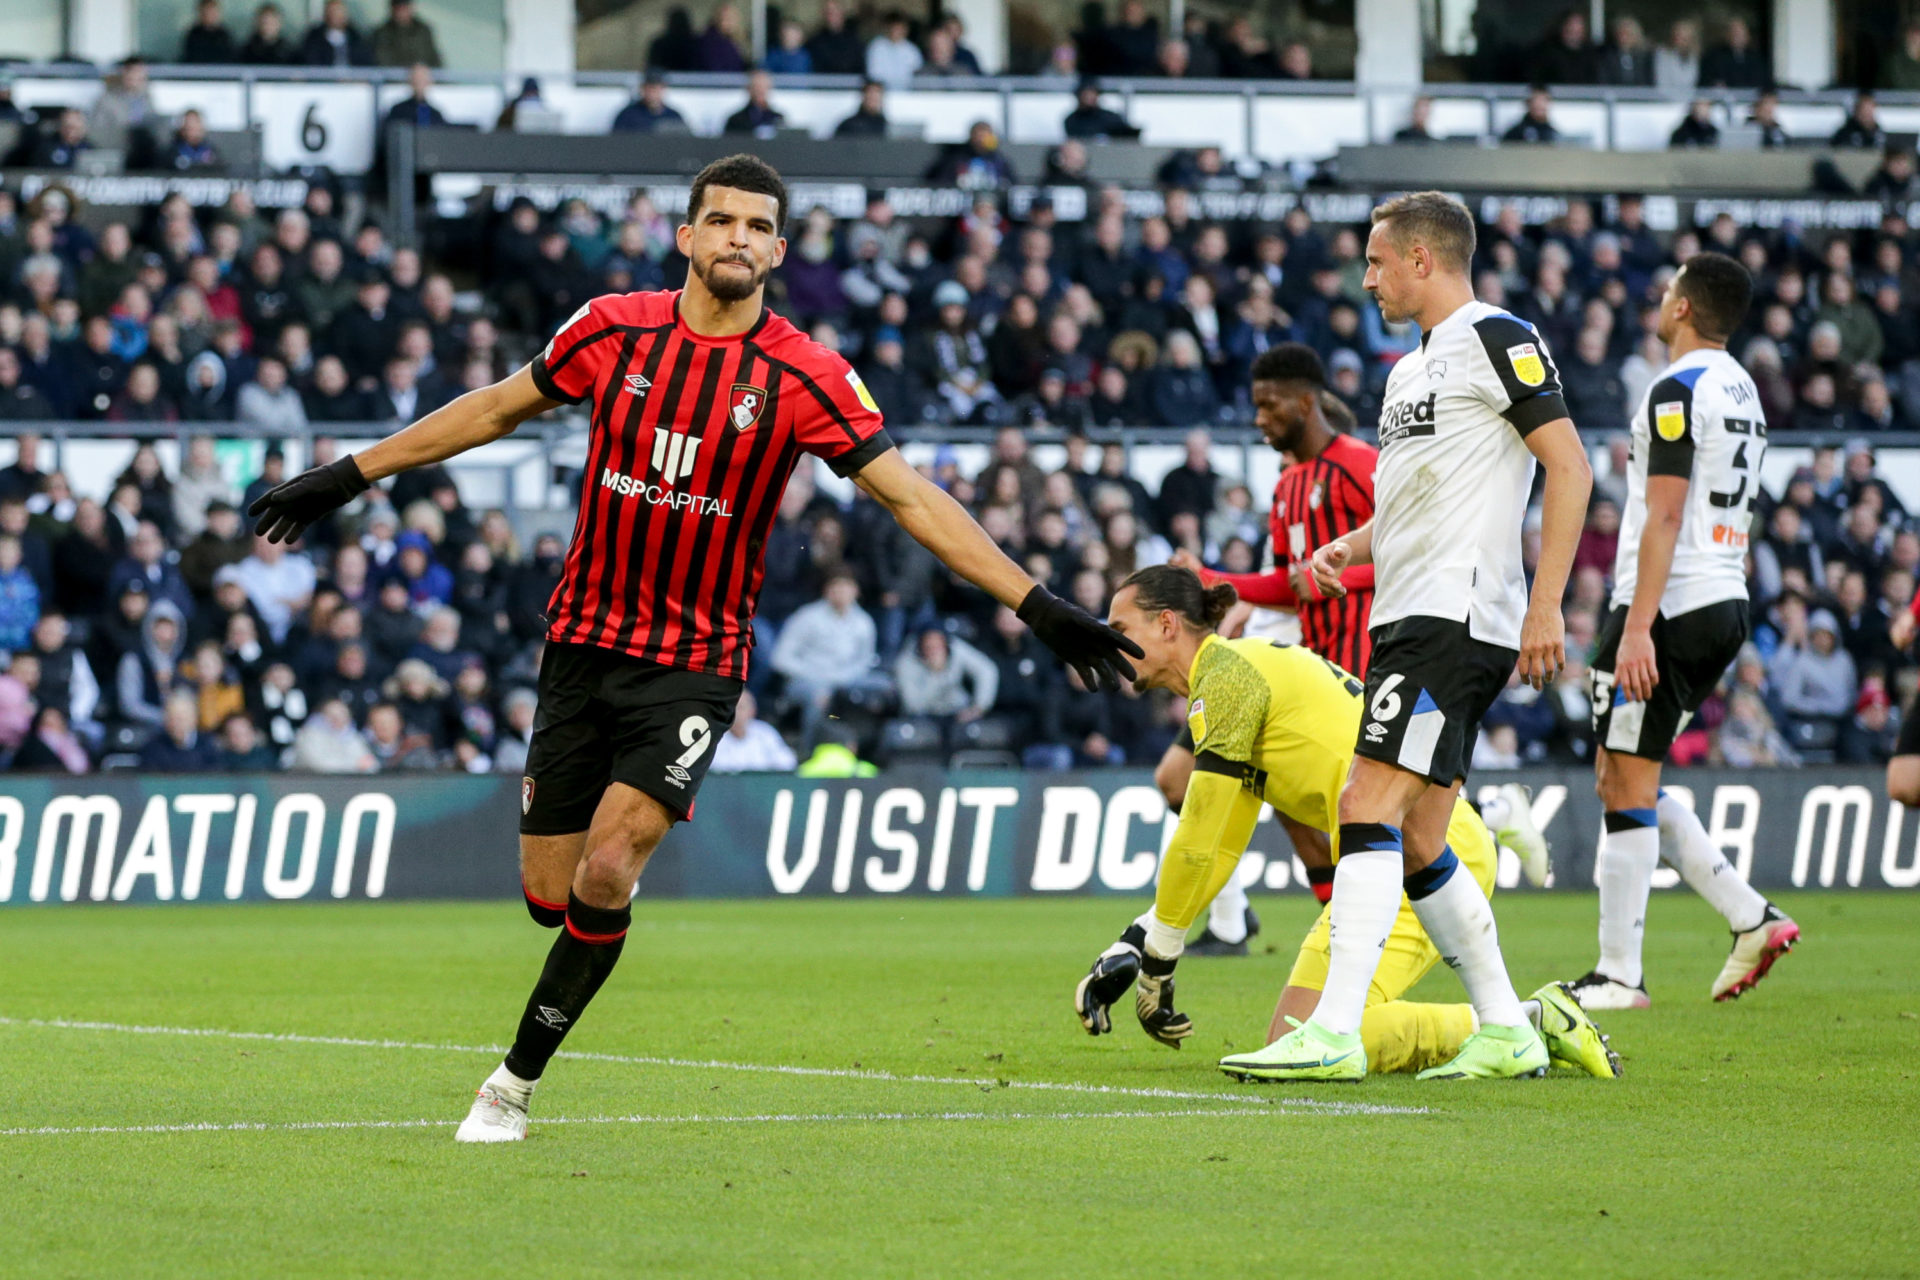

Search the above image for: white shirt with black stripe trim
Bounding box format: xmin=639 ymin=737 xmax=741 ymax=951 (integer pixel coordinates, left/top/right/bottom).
xmin=1611 ymin=346 xmax=1764 ymax=616
xmin=1370 ymin=299 xmax=1569 ymax=649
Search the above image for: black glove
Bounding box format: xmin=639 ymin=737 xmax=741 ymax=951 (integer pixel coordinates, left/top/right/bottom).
xmin=248 ymin=455 xmax=370 ymax=544
xmin=1017 ymin=584 xmax=1142 ymax=693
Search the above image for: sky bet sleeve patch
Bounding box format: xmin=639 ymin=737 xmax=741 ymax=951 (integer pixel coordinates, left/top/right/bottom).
xmin=846 ymin=369 xmax=880 ymax=414
xmin=1506 ymin=343 xmax=1546 ymax=387
xmin=1655 ymin=400 xmax=1687 ymax=441
xmin=1187 ymin=697 xmax=1208 ymax=746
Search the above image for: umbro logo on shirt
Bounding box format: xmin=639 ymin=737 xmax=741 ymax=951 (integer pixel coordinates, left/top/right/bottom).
xmin=625 ymin=374 xmax=652 ymax=397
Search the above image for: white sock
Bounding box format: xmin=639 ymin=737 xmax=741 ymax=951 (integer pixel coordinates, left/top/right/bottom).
xmin=1313 ymin=847 xmax=1402 ymax=1036
xmin=1207 ymin=872 xmax=1250 ymax=944
xmin=486 ymin=1062 xmax=537 ymax=1104
xmin=1407 ymin=866 xmax=1527 ymax=1029
xmin=1144 ymin=913 xmax=1187 ymax=961
xmin=1657 ymin=791 xmax=1770 ymax=933
xmin=1597 ymin=813 xmax=1660 ymax=988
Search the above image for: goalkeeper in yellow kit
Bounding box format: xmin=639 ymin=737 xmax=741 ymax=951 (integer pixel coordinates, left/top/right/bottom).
xmin=1073 ymin=565 xmax=1619 ymax=1080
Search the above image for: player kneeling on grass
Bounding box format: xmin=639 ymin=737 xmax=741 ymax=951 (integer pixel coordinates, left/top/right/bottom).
xmin=1072 ymin=565 xmax=1618 ymax=1081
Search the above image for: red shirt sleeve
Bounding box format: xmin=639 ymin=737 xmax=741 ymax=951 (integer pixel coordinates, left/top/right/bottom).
xmin=1203 ymin=566 xmax=1298 ymax=608
xmin=791 ymin=345 xmax=894 ymax=478
xmin=530 ymin=296 xmax=626 ymax=405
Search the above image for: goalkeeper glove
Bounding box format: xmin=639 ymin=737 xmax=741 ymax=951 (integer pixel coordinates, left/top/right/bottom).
xmin=1018 ymin=585 xmax=1143 ymax=693
xmin=248 ymin=455 xmax=370 ymax=544
xmin=1075 ymin=930 xmax=1144 ymax=1036
xmin=1135 ymin=954 xmax=1193 ymax=1049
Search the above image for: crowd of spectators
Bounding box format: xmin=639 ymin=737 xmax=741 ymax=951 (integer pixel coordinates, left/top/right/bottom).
xmin=1476 ymin=435 xmax=1918 ymax=773
xmin=635 ymin=0 xmax=1330 ymax=84
xmin=142 ymin=0 xmax=1336 ymax=84
xmin=8 ymin=31 xmax=1920 ymax=772
xmin=173 ymin=0 xmax=443 ymax=69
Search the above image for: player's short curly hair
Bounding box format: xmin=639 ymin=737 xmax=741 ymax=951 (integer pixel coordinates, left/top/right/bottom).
xmin=1370 ymin=190 xmax=1476 ymax=272
xmin=1250 ymin=342 xmax=1325 ymax=387
xmin=687 ymin=153 xmax=789 ymax=231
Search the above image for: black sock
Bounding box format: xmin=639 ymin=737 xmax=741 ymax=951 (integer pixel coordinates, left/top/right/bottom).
xmin=503 ymin=892 xmax=630 ymax=1081
xmin=523 ymin=882 xmax=567 ymax=929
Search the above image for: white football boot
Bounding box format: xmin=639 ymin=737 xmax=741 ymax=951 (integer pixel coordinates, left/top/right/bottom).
xmin=1566 ymin=969 xmax=1652 ymax=1011
xmin=455 ymin=1067 xmax=534 ymax=1143
xmin=1711 ymin=906 xmax=1800 ymax=1002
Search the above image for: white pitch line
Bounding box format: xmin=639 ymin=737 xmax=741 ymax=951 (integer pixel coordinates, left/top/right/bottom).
xmin=0 ymin=1016 xmax=1428 ymax=1118
xmin=0 ymin=1108 xmax=1299 ymax=1139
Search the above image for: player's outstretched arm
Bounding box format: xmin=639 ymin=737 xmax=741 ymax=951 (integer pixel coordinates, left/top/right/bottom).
xmin=1617 ymin=474 xmax=1688 ymax=702
xmin=851 ymin=447 xmax=1142 ymax=690
xmin=1518 ymin=417 xmax=1594 ymax=690
xmin=250 ymin=365 xmax=560 ymax=543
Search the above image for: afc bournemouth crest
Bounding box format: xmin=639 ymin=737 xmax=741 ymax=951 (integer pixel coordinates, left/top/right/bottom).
xmin=521 ymin=776 xmax=535 ymax=814
xmin=729 ymin=383 xmax=767 ymax=431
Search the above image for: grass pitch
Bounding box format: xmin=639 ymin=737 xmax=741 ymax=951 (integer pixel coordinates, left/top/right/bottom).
xmin=3 ymin=891 xmax=1918 ymax=1279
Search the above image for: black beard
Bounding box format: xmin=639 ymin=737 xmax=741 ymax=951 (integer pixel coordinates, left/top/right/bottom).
xmin=699 ymin=255 xmax=765 ymax=302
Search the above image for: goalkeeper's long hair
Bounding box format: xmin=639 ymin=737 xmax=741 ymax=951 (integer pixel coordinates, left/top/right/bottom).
xmin=1121 ymin=564 xmax=1238 ymax=633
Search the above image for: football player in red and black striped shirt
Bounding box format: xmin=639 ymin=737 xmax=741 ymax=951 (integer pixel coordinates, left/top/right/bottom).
xmin=1159 ymin=344 xmax=1377 ymax=955
xmin=248 ymin=154 xmax=1141 ymax=1143
xmin=1177 ymin=344 xmax=1378 ymax=678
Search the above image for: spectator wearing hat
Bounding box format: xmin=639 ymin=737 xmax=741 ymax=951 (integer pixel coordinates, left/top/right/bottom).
xmin=927 ymin=121 xmax=1015 ymax=188
xmin=1771 ymin=603 xmax=1859 ymax=735
xmin=374 ymin=0 xmax=442 ymax=67
xmin=117 ymin=600 xmax=188 ymax=731
xmin=835 ymin=81 xmax=890 ymax=138
xmin=1063 ymin=79 xmax=1136 ymax=141
xmin=612 ymin=72 xmax=687 ymax=133
xmin=912 ymin=280 xmax=999 ymax=423
xmin=178 ymin=499 xmax=249 ymax=597
xmin=331 ymin=272 xmax=402 ymax=386
xmin=389 ymin=530 xmax=453 ymax=607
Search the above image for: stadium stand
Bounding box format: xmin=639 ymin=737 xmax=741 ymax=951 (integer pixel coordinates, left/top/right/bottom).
xmin=0 ymin=4 xmax=1917 ymax=777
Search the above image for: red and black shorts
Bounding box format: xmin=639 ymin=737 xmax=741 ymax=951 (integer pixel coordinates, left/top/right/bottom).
xmin=520 ymin=641 xmax=744 ymax=834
